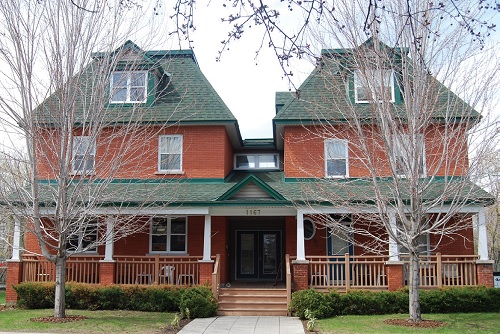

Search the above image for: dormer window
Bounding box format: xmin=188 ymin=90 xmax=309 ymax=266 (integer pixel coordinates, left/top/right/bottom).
xmin=234 ymin=154 xmax=279 ymax=170
xmin=110 ymin=71 xmax=147 ymax=103
xmin=354 ymin=69 xmax=394 ymax=103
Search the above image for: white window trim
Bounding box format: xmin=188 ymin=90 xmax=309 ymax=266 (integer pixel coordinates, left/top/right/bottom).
xmin=157 ymin=135 xmax=183 ymax=173
xmin=110 ymin=71 xmax=148 ymax=104
xmin=149 ymin=217 xmax=188 ymax=254
xmin=71 ymin=136 xmax=96 ymax=175
xmin=233 ymin=153 xmax=280 ymax=170
xmin=354 ymin=69 xmax=395 ymax=104
xmin=324 ymin=139 xmax=349 ymax=178
xmin=393 ymin=134 xmax=427 ymax=178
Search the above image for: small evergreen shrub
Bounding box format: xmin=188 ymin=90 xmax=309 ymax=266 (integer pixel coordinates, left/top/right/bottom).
xmin=290 ymin=287 xmax=498 ymax=319
xmin=289 ymin=289 xmax=333 ymax=319
xmin=420 ymin=287 xmax=500 ymax=313
xmin=14 ymin=282 xmax=187 ymax=312
xmin=178 ymin=286 xmax=218 ymax=318
xmin=14 ymin=282 xmax=54 ymax=309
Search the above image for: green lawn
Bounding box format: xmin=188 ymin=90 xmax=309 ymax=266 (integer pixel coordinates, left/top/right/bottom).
xmin=0 ymin=290 xmax=5 ymax=305
xmin=316 ymin=313 xmax=500 ymax=334
xmin=0 ymin=308 xmax=175 ymax=333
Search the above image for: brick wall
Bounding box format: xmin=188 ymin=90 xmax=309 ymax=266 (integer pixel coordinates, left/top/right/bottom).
xmin=283 ymin=124 xmax=469 ymax=178
xmin=476 ymin=262 xmax=494 ymax=287
xmin=292 ymin=262 xmax=309 ymax=291
xmin=37 ymin=125 xmax=232 ymax=180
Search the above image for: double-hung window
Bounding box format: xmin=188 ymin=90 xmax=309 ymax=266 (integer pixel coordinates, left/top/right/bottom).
xmin=72 ymin=136 xmax=96 ymax=174
xmin=150 ymin=217 xmax=187 ymax=253
xmin=66 ymin=222 xmax=98 ymax=253
xmin=325 ymin=139 xmax=348 ymax=177
xmin=158 ymin=135 xmax=183 ymax=172
xmin=110 ymin=71 xmax=148 ymax=103
xmin=393 ymin=134 xmax=426 ymax=177
xmin=354 ymin=69 xmax=395 ymax=103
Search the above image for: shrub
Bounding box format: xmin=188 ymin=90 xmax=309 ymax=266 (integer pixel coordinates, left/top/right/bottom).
xmin=14 ymin=282 xmax=190 ymax=312
xmin=421 ymin=287 xmax=500 ymax=313
xmin=178 ymin=286 xmax=218 ymax=318
xmin=290 ymin=287 xmax=498 ymax=318
xmin=14 ymin=282 xmax=55 ymax=309
xmin=289 ymin=289 xmax=333 ymax=319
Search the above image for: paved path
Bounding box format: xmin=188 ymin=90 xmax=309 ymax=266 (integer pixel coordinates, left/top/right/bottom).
xmin=178 ymin=316 xmax=305 ymax=334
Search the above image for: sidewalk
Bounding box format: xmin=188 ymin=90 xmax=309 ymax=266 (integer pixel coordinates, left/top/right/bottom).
xmin=178 ymin=316 xmax=305 ymax=334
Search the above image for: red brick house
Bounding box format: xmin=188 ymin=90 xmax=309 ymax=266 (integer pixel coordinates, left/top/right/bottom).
xmin=6 ymin=40 xmax=494 ymax=315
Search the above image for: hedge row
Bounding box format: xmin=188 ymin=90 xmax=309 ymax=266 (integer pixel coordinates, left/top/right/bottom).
xmin=14 ymin=282 xmax=217 ymax=317
xmin=290 ymin=287 xmax=500 ymax=319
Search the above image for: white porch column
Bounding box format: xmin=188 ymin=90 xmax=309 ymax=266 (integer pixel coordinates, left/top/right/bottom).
xmin=11 ymin=216 xmax=21 ymax=261
xmin=296 ymin=210 xmax=306 ymax=261
xmin=388 ymin=211 xmax=400 ymax=261
xmin=202 ymin=215 xmax=212 ymax=261
xmin=103 ymin=217 xmax=114 ymax=261
xmin=477 ymin=208 xmax=489 ymax=261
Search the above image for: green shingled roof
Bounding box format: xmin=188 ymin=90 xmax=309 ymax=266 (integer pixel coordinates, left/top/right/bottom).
xmin=35 ymin=41 xmax=237 ymax=126
xmin=274 ymin=40 xmax=479 ymax=125
xmin=32 ymin=173 xmax=493 ymax=208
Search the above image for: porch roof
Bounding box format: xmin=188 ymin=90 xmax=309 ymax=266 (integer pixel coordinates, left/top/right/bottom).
xmin=30 ymin=173 xmax=494 ymax=209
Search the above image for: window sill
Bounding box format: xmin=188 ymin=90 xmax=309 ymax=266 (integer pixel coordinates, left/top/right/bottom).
xmin=147 ymin=253 xmax=188 ymax=256
xmin=69 ymin=171 xmax=96 ymax=176
xmin=154 ymin=170 xmax=185 ymax=175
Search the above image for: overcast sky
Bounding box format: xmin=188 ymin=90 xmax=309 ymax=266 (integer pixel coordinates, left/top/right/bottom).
xmin=170 ymin=2 xmax=316 ymax=140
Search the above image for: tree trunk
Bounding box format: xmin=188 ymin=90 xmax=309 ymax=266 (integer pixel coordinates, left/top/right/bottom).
xmin=54 ymin=256 xmax=67 ymax=318
xmin=408 ymin=252 xmax=422 ymax=322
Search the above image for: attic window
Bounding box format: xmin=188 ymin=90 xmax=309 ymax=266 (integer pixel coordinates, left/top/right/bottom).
xmin=354 ymin=69 xmax=394 ymax=103
xmin=110 ymin=71 xmax=147 ymax=103
xmin=234 ymin=154 xmax=279 ymax=170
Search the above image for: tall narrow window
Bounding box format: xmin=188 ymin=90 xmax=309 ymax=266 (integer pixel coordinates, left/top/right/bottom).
xmin=354 ymin=69 xmax=394 ymax=103
xmin=393 ymin=134 xmax=426 ymax=177
xmin=150 ymin=217 xmax=187 ymax=253
xmin=72 ymin=136 xmax=95 ymax=174
xmin=325 ymin=139 xmax=348 ymax=177
xmin=110 ymin=71 xmax=147 ymax=103
xmin=158 ymin=135 xmax=183 ymax=172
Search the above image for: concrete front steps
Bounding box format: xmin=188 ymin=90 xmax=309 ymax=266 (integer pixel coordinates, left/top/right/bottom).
xmin=217 ymin=287 xmax=289 ymax=316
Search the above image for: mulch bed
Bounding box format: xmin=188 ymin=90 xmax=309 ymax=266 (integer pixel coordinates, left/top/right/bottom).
xmin=30 ymin=314 xmax=191 ymax=333
xmin=30 ymin=315 xmax=88 ymax=323
xmin=383 ymin=319 xmax=446 ymax=328
xmin=158 ymin=319 xmax=191 ymax=334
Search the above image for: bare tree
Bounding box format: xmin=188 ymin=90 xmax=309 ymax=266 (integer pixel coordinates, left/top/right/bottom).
xmin=159 ymin=0 xmax=498 ymax=80
xmin=278 ymin=0 xmax=498 ymax=322
xmin=0 ymin=0 xmax=184 ymax=318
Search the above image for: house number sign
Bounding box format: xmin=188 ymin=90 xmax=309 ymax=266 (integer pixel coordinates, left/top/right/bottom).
xmin=246 ymin=209 xmax=261 ymax=215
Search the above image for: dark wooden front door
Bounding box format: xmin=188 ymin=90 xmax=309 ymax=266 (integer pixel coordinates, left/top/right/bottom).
xmin=236 ymin=231 xmax=281 ymax=280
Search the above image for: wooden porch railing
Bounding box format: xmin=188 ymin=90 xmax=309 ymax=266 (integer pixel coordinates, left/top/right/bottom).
xmin=114 ymin=255 xmax=205 ymax=285
xmin=22 ymin=254 xmax=102 ymax=284
xmin=307 ymin=255 xmax=388 ymax=291
xmin=401 ymin=253 xmax=478 ymax=288
xmin=212 ymin=254 xmax=221 ymax=299
xmin=306 ymin=254 xmax=479 ymax=291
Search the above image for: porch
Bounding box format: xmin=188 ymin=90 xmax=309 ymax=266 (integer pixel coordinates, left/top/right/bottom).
xmin=18 ymin=252 xmax=489 ymax=290
xmin=304 ymin=253 xmax=480 ymax=291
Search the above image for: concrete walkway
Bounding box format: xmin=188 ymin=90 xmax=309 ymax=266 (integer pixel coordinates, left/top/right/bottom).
xmin=178 ymin=316 xmax=305 ymax=334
